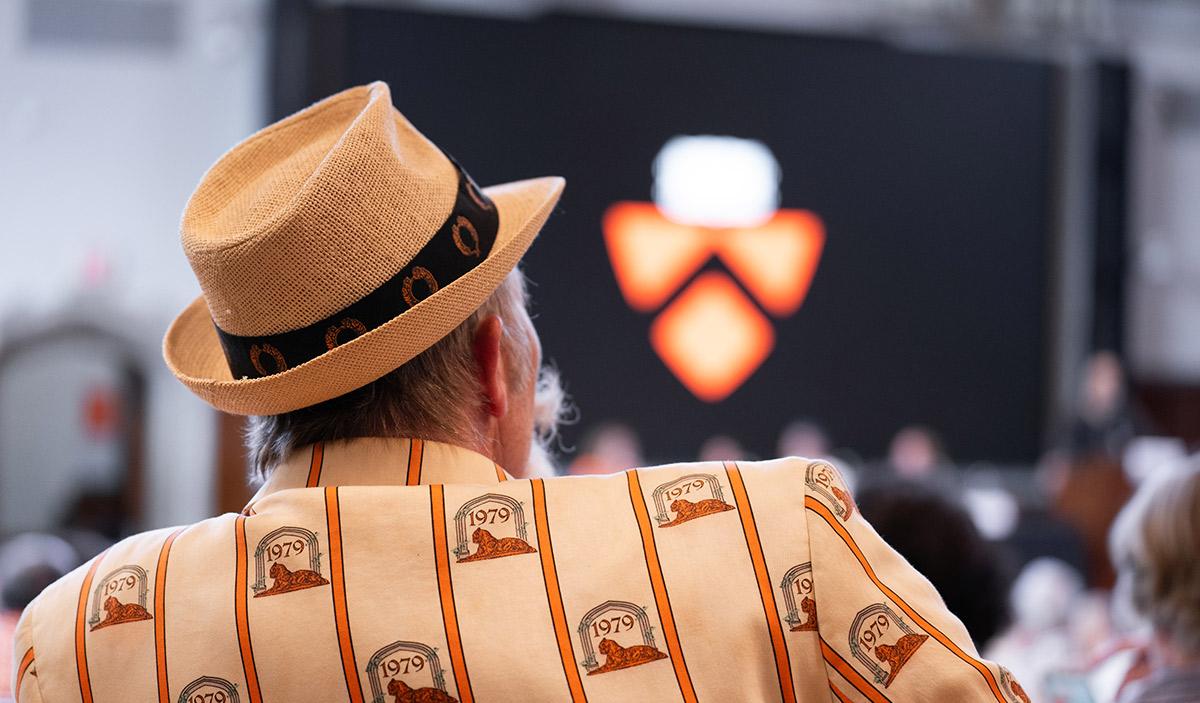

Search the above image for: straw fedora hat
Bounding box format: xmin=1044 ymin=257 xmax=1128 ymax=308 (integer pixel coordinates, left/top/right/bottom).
xmin=164 ymin=82 xmax=564 ymax=415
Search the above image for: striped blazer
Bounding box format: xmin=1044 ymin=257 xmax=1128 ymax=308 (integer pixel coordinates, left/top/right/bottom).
xmin=11 ymin=438 xmax=1027 ymax=702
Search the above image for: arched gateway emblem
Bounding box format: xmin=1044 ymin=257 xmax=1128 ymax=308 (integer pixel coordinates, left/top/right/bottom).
xmin=453 ymin=493 xmax=537 ymax=562
xmin=89 ymin=565 xmax=153 ymax=631
xmin=578 ymin=600 xmax=668 ymax=675
xmin=252 ymin=526 xmax=329 ymax=597
xmin=651 ymin=473 xmax=735 ymax=527
xmin=366 ymin=640 xmax=456 ymax=703
xmin=849 ymin=603 xmax=929 ymax=688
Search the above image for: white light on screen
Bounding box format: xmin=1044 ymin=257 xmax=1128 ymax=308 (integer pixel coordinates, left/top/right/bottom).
xmin=652 ymin=135 xmax=781 ymax=229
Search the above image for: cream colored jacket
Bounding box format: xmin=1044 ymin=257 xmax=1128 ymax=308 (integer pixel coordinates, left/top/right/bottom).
xmin=12 ymin=438 xmax=1026 ymax=703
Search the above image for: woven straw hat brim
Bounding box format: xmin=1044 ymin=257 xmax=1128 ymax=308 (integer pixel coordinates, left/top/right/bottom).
xmin=164 ymin=175 xmax=563 ymax=416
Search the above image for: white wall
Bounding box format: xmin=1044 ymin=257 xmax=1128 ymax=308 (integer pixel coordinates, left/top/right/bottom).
xmin=0 ymin=0 xmax=267 ymax=529
xmin=1128 ymin=44 xmax=1200 ymax=383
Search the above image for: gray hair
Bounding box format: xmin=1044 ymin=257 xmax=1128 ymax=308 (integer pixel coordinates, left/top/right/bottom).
xmin=1109 ymin=456 xmax=1200 ymax=653
xmin=245 ymin=270 xmax=540 ymax=480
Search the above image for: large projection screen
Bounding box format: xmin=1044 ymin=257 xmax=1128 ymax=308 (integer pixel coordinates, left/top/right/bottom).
xmin=282 ymin=9 xmax=1057 ymax=464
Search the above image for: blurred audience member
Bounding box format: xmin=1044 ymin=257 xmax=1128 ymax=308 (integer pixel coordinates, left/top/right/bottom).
xmin=1067 ymin=350 xmax=1137 ymax=460
xmin=1036 ymin=446 xmax=1075 ymax=502
xmin=1123 ymin=436 xmax=1189 ymax=487
xmin=1108 ymin=457 xmax=1200 ymax=702
xmin=778 ymin=420 xmax=864 ymax=490
xmin=887 ymin=424 xmax=947 ymax=479
xmin=986 ymin=557 xmax=1097 ymax=702
xmin=1001 ymin=448 xmax=1092 ymax=575
xmin=698 ymin=434 xmax=749 ymax=463
xmin=961 ymin=485 xmax=1022 ymax=541
xmin=567 ymin=422 xmax=644 ymax=475
xmin=777 ymin=419 xmax=830 ymax=459
xmin=60 ymin=487 xmax=127 ymax=543
xmin=856 ymin=481 xmax=1012 ymax=648
xmin=0 ymin=533 xmax=77 ymax=699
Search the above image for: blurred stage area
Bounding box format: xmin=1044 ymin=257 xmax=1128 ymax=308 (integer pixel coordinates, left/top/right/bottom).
xmin=1 ymin=1 xmax=1199 ymax=701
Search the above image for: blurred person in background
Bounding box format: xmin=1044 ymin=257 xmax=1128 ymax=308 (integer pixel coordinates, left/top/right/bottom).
xmin=856 ymin=482 xmax=1013 ymax=649
xmin=1108 ymin=457 xmax=1200 ymax=703
xmin=985 ymin=557 xmax=1096 ymax=702
xmin=778 ymin=420 xmax=861 ymax=491
xmin=11 ymin=83 xmax=1022 ymax=701
xmin=1041 ymin=351 xmax=1141 ymax=593
xmin=1066 ymin=350 xmax=1138 ymax=461
xmin=886 ymin=425 xmax=949 ymax=480
xmin=777 ymin=419 xmax=830 ymax=459
xmin=698 ymin=433 xmax=751 ymax=462
xmin=566 ymin=421 xmax=643 ymax=474
xmin=57 ymin=487 xmax=127 ymax=545
xmin=0 ymin=534 xmax=76 ymax=700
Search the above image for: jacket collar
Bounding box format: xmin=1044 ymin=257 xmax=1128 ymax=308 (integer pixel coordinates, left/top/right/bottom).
xmin=245 ymin=437 xmax=509 ymax=512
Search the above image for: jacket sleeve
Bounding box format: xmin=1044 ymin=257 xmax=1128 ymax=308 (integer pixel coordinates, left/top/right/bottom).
xmin=799 ymin=460 xmax=1026 ymax=703
xmin=10 ymin=601 xmax=43 ymax=703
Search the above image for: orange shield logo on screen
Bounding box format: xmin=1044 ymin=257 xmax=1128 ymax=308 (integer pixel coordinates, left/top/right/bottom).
xmin=604 ymin=202 xmax=824 ymax=402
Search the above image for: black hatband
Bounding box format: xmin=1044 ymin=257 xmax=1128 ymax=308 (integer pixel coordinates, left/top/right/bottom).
xmin=214 ymin=159 xmax=500 ymax=380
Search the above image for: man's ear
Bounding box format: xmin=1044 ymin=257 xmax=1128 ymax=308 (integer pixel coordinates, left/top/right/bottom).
xmin=473 ymin=315 xmax=508 ymax=418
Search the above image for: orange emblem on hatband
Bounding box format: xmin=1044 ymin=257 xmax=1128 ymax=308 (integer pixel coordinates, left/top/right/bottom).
xmin=325 ymin=318 xmax=368 ymax=350
xmin=249 ymin=343 xmax=287 ymax=376
xmin=451 ymin=216 xmax=482 ymax=257
xmin=401 ymin=266 xmax=439 ymax=307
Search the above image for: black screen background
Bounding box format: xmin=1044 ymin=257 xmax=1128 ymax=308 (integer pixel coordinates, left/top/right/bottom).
xmin=294 ymin=8 xmax=1055 ymax=464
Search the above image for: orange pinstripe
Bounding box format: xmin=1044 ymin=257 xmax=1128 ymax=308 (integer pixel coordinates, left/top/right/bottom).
xmin=154 ymin=528 xmax=186 ymax=703
xmin=15 ymin=647 xmax=34 ymax=700
xmin=306 ymin=442 xmax=325 ymax=487
xmin=406 ymin=439 xmax=424 ymax=485
xmin=430 ymin=484 xmax=474 ymax=702
xmin=494 ymin=462 xmax=507 ymax=482
xmin=626 ymin=470 xmax=697 ymax=703
xmin=820 ymin=639 xmax=891 ymax=703
xmin=234 ymin=516 xmax=263 ymax=703
xmin=74 ymin=549 xmax=107 ymax=703
xmin=725 ymin=464 xmax=795 ymax=703
xmin=806 ymin=497 xmax=1007 ymax=703
xmin=530 ymin=479 xmax=588 ymax=702
xmin=325 ymin=487 xmax=364 ymax=703
xmin=829 ymin=682 xmax=852 ymax=703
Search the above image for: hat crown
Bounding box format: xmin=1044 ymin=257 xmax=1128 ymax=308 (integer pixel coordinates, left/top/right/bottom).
xmin=181 ymin=82 xmax=457 ymax=336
